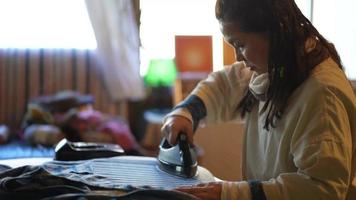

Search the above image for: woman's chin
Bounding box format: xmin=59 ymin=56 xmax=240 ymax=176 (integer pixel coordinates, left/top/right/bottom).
xmin=247 ymin=64 xmax=259 ymax=73
xmin=248 ymin=65 xmax=267 ymax=75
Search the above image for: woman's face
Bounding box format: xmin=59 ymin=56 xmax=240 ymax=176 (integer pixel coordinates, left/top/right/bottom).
xmin=221 ymin=22 xmax=269 ymax=74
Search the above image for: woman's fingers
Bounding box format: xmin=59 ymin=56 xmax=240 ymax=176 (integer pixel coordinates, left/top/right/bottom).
xmin=161 ymin=116 xmax=194 ymax=145
xmin=161 ymin=118 xmax=179 ymax=145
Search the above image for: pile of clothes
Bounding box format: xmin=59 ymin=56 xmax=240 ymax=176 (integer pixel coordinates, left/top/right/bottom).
xmin=0 ymin=162 xmax=198 ymax=200
xmin=21 ymin=91 xmax=142 ymax=155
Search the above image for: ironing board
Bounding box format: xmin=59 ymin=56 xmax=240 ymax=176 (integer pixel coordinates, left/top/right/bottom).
xmin=0 ymin=157 xmax=53 ymax=168
xmin=41 ymin=156 xmax=215 ymax=190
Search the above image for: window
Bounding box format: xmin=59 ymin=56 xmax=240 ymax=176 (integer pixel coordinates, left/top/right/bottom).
xmin=312 ymin=0 xmax=356 ymax=80
xmin=295 ymin=0 xmax=312 ymax=19
xmin=139 ymin=0 xmax=221 ymax=75
xmin=0 ymin=0 xmax=96 ymax=49
xmin=282 ymin=0 xmax=356 ymax=80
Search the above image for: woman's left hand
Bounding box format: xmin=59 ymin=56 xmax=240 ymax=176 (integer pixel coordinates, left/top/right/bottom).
xmin=175 ymin=182 xmax=222 ymax=200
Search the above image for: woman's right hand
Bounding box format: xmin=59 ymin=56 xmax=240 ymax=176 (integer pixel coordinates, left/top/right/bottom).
xmin=161 ymin=115 xmax=194 ymax=146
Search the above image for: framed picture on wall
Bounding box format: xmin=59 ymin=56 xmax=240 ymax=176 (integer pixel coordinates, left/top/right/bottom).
xmin=175 ymin=35 xmax=213 ymax=73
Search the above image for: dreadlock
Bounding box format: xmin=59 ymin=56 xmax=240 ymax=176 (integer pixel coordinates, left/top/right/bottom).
xmin=216 ymin=0 xmax=343 ymax=130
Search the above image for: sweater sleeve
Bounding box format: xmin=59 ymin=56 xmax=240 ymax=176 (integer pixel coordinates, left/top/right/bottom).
xmin=189 ymin=62 xmax=252 ymax=124
xmin=164 ymin=62 xmax=252 ymax=127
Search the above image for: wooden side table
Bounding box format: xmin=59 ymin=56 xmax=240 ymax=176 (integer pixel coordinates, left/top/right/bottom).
xmin=173 ymin=72 xmax=209 ymax=105
xmin=140 ymin=109 xmax=170 ymax=152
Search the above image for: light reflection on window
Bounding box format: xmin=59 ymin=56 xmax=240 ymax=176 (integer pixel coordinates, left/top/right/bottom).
xmin=0 ymin=0 xmax=96 ymax=49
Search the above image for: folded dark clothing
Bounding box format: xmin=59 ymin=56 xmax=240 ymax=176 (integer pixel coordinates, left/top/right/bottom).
xmin=0 ymin=165 xmax=199 ymax=200
xmin=0 ymin=165 xmax=90 ymax=199
xmin=0 ymin=164 xmax=11 ymax=172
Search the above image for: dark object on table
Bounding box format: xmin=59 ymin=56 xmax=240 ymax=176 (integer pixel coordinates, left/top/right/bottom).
xmin=54 ymin=139 xmax=125 ymax=161
xmin=157 ymin=132 xmax=198 ymax=178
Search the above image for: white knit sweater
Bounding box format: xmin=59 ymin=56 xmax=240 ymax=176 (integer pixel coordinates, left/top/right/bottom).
xmin=168 ymin=59 xmax=356 ymax=200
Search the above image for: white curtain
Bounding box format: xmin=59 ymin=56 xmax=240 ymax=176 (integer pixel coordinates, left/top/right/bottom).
xmin=85 ymin=0 xmax=144 ymax=101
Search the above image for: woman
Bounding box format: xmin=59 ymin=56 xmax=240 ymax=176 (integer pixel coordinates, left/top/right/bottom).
xmin=161 ymin=0 xmax=356 ymax=199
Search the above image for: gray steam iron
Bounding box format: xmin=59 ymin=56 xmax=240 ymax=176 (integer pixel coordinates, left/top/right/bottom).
xmin=157 ymin=132 xmax=198 ymax=178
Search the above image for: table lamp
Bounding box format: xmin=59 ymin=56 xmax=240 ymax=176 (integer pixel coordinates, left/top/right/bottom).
xmin=144 ymin=59 xmax=177 ymax=87
xmin=144 ymin=59 xmax=177 ymax=109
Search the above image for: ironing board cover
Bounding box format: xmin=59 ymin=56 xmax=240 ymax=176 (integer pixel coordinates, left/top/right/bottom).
xmin=42 ymin=156 xmax=215 ymax=190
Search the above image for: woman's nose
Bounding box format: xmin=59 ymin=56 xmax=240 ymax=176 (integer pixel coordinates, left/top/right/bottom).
xmin=234 ymin=48 xmax=246 ymax=62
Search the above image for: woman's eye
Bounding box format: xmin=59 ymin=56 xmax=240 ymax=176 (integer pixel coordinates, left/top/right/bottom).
xmin=235 ymin=43 xmax=245 ymax=51
xmin=232 ymin=42 xmax=244 ymax=50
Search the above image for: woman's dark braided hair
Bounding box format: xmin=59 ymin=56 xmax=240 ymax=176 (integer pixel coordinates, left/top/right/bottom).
xmin=216 ymin=0 xmax=343 ymax=130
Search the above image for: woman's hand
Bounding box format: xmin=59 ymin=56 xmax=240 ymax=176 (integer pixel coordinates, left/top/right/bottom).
xmin=161 ymin=115 xmax=194 ymax=145
xmin=175 ymin=182 xmax=222 ymax=200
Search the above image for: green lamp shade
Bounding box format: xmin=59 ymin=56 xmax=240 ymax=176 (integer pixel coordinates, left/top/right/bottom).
xmin=144 ymin=59 xmax=177 ymax=87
